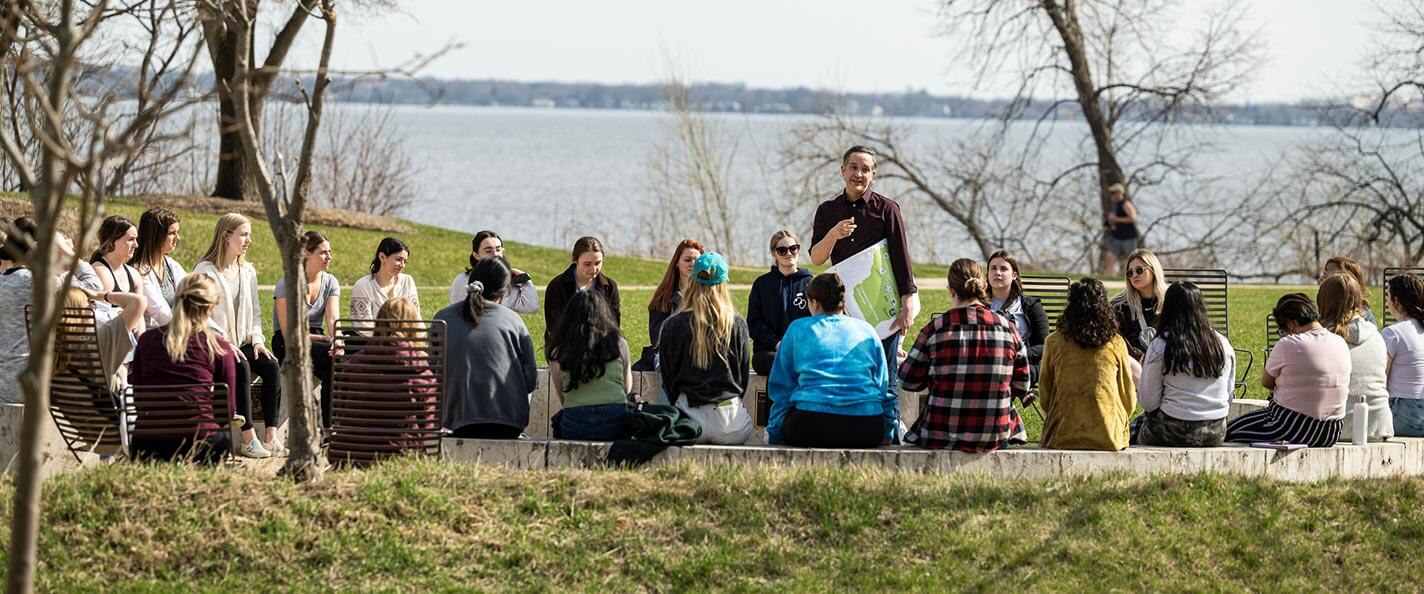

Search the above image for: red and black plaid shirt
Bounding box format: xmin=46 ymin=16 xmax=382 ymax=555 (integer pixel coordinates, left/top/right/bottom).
xmin=899 ymin=304 xmax=1029 ymax=451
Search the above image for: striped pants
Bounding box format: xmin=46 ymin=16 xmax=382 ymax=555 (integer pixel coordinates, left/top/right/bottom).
xmin=1226 ymin=401 xmax=1341 ymax=447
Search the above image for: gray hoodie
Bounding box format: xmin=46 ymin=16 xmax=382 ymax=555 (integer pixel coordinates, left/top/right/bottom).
xmin=1336 ymin=316 xmax=1394 ymax=440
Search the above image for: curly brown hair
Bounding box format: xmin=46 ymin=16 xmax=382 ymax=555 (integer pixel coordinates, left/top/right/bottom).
xmin=1059 ymin=277 xmax=1119 ymax=348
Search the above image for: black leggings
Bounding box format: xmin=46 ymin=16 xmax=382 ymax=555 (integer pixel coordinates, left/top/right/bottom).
xmin=782 ymin=408 xmax=884 ymax=449
xmin=272 ymin=330 xmax=334 ymax=428
xmin=236 ymin=343 xmax=281 ymax=431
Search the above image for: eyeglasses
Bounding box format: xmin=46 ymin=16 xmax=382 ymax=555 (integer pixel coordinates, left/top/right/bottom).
xmin=774 ymin=244 xmax=801 ymax=256
xmin=1126 ymin=266 xmax=1149 ymax=278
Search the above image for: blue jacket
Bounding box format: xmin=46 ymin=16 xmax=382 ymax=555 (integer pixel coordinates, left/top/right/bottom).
xmin=747 ymin=267 xmax=813 ymax=352
xmin=766 ymin=314 xmax=894 ymax=444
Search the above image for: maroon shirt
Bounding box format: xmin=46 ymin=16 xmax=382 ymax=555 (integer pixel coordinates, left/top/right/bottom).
xmin=129 ymin=327 xmax=239 ymax=432
xmin=811 ymin=189 xmax=917 ymax=295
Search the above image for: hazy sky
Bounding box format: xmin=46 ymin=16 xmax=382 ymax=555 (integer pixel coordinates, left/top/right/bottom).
xmin=323 ymin=0 xmax=1377 ymax=103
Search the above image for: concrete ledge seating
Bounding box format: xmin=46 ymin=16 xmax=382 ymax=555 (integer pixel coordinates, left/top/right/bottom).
xmin=443 ymin=437 xmax=1424 ymax=483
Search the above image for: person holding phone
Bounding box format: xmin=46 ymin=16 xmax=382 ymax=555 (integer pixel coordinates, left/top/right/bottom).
xmin=448 ymin=230 xmax=537 ymax=313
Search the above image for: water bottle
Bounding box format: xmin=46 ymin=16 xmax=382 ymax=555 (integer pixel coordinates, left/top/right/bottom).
xmin=1352 ymin=396 xmax=1368 ymax=446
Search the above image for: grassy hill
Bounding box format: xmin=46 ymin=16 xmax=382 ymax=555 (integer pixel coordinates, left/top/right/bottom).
xmin=5 ymin=457 xmax=1423 ymax=592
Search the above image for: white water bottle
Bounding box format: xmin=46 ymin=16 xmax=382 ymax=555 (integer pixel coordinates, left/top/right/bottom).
xmin=1352 ymin=396 xmax=1368 ymax=446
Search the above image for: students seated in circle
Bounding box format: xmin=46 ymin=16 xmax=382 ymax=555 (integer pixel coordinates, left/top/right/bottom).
xmin=193 ymin=213 xmax=281 ymax=459
xmin=272 ymin=231 xmax=340 ymax=430
xmin=766 ymin=272 xmax=892 ymax=448
xmin=1318 ymin=273 xmax=1392 ymax=441
xmin=656 ymin=252 xmax=753 ymax=445
xmin=900 ymin=259 xmax=1028 ymax=451
xmin=1227 ymin=294 xmax=1349 ymax=447
xmin=436 ymin=256 xmax=537 ymax=439
xmin=1039 ymin=278 xmax=1137 ymax=451
xmin=748 ymin=229 xmax=812 ymax=376
xmin=1131 ymin=282 xmax=1235 ymax=447
xmin=547 ymin=290 xmax=632 ymax=441
xmin=1383 ymin=273 xmax=1424 ymax=437
xmin=985 ymin=249 xmax=1049 ymax=380
xmin=91 ymin=215 xmax=146 ymax=312
xmin=544 ymin=236 xmax=621 ymax=349
xmin=351 ymin=237 xmax=419 ymax=326
xmin=133 ymin=207 xmax=186 ymax=329
xmin=638 ymin=239 xmax=703 ymax=370
xmin=448 ymin=230 xmax=537 ymax=313
xmin=128 ymin=275 xmax=240 ymax=463
xmin=1319 ymin=256 xmax=1375 ymax=324
xmin=1111 ymin=248 xmax=1166 ymax=361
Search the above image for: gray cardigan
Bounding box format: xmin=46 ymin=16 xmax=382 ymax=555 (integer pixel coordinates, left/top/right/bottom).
xmin=435 ymin=300 xmax=538 ymax=432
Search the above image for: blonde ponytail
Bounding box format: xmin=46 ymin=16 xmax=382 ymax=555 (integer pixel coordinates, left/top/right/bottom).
xmin=166 ymin=275 xmax=227 ymax=364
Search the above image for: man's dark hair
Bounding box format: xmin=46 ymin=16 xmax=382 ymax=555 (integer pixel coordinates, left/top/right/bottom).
xmin=841 ymin=145 xmax=877 ymax=166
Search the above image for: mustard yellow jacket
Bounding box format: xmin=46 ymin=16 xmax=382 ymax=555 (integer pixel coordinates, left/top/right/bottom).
xmin=1039 ymin=332 xmax=1137 ymax=451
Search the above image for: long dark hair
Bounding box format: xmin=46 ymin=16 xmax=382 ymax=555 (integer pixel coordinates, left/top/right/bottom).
xmin=461 ymin=256 xmax=510 ymax=326
xmin=135 ymin=207 xmax=180 ymax=274
xmin=1156 ymin=282 xmax=1225 ymax=378
xmin=1390 ymin=273 xmax=1424 ymax=331
xmin=548 ymin=290 xmax=622 ymax=392
xmin=368 ymin=237 xmax=409 ymax=276
xmin=466 ymin=230 xmax=500 ymax=273
xmin=1058 ymin=277 xmax=1118 ymax=348
xmin=90 ymin=215 xmax=136 ymax=263
xmin=650 ymin=238 xmax=705 ymax=314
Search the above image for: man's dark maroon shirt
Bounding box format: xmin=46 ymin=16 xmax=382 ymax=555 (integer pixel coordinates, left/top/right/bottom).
xmin=811 ymin=189 xmax=917 ymax=296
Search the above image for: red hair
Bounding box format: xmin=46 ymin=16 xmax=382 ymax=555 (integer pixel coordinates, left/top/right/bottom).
xmin=650 ymin=239 xmax=706 ymax=314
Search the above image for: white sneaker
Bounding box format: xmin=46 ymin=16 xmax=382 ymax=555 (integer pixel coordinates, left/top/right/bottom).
xmin=264 ymin=440 xmax=289 ymax=457
xmin=240 ymin=439 xmax=272 ymax=459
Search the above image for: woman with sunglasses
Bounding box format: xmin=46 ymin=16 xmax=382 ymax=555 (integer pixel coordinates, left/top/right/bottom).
xmin=747 ymin=229 xmax=813 ymax=376
xmin=1112 ymin=248 xmax=1167 ymax=361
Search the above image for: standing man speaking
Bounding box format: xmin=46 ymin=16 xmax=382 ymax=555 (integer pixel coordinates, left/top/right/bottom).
xmin=810 ymin=145 xmax=920 ymax=442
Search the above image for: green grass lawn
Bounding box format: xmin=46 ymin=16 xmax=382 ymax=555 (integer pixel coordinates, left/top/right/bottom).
xmin=7 ymin=457 xmax=1424 ymax=592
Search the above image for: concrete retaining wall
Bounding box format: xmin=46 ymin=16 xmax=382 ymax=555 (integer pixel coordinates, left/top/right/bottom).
xmin=443 ymin=436 xmax=1424 ymax=483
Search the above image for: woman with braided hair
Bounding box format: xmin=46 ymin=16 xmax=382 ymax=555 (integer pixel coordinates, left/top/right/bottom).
xmin=766 ymin=272 xmax=893 ymax=448
xmin=1384 ymin=273 xmax=1424 ymax=436
xmin=900 ymin=259 xmax=1029 ymax=451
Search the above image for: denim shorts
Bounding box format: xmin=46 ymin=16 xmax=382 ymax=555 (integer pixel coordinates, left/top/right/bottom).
xmin=554 ymin=403 xmax=630 ymax=441
xmin=1391 ymin=397 xmax=1424 ymax=437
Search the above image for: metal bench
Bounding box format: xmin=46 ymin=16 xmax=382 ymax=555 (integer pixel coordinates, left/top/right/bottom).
xmin=1162 ymin=269 xmax=1254 ymax=397
xmin=34 ymin=306 xmax=126 ymax=461
xmin=328 ymin=319 xmax=446 ymax=466
xmin=126 ymin=383 xmax=233 ymax=462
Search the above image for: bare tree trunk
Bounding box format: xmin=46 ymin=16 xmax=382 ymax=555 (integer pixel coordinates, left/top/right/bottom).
xmin=223 ymin=0 xmax=335 ymax=482
xmin=202 ymin=0 xmax=317 ymax=201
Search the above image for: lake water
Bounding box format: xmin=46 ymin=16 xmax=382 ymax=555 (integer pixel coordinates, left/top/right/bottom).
xmin=154 ymin=102 xmax=1330 ymax=269
xmin=381 ymin=104 xmax=1323 ymax=267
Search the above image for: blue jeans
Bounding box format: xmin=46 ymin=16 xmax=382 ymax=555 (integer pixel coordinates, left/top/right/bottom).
xmin=553 ymin=403 xmax=630 ymax=441
xmin=882 ymin=331 xmax=904 ymax=443
xmin=1392 ymin=397 xmax=1424 ymax=437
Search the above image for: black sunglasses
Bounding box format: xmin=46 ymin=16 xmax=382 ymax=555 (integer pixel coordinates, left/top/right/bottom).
xmin=1126 ymin=266 xmax=1149 ymax=278
xmin=774 ymin=244 xmax=801 ymax=256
